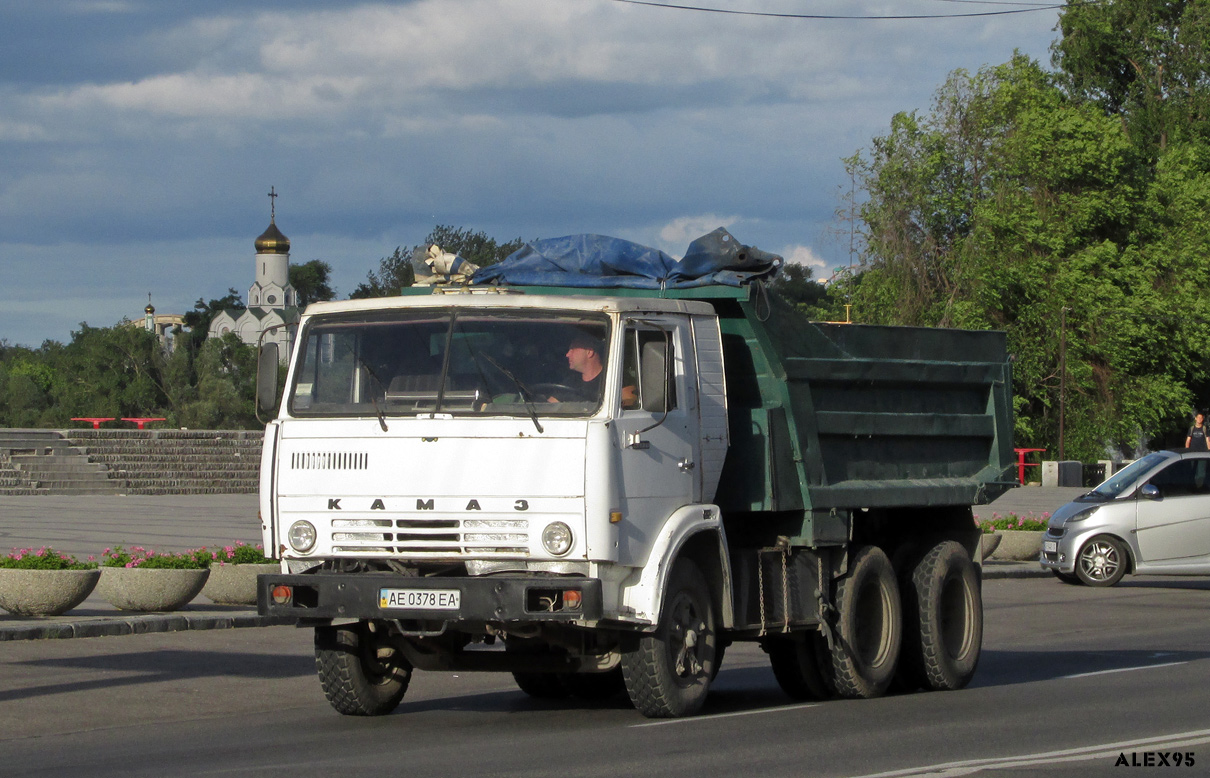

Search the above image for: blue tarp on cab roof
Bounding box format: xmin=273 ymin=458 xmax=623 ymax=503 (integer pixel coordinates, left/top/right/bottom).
xmin=470 ymin=228 xmax=783 ymax=289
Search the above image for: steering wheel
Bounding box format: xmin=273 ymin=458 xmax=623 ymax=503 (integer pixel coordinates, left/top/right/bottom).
xmin=529 ymin=382 xmax=586 ymax=402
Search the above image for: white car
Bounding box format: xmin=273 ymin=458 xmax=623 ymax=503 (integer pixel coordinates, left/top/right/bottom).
xmin=1040 ymin=450 xmax=1210 ymax=586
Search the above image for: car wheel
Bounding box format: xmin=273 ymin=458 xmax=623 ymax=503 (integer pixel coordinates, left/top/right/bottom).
xmin=1075 ymin=535 xmax=1128 ymax=587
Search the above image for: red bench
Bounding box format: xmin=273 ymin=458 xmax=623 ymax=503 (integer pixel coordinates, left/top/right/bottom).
xmin=122 ymin=417 xmax=167 ymax=430
xmin=71 ymin=417 xmax=115 ymax=429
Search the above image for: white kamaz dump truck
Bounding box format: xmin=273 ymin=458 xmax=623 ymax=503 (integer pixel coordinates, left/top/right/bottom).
xmin=256 ymin=232 xmax=1015 ymax=718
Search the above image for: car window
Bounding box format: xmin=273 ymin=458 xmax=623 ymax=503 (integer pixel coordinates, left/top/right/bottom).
xmin=1089 ymin=451 xmax=1171 ymax=498
xmin=1147 ymin=459 xmax=1210 ymax=497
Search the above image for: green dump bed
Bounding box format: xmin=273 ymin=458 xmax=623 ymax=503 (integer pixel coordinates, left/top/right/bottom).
xmin=694 ymin=289 xmax=1016 ymax=516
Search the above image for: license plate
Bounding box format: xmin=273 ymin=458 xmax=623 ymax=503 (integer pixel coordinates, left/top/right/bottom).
xmin=379 ymin=589 xmax=460 ymax=610
xmin=1043 ymin=540 xmax=1058 ymax=553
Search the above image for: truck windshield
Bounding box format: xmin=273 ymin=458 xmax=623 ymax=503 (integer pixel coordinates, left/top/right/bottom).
xmin=288 ymin=309 xmax=611 ymax=419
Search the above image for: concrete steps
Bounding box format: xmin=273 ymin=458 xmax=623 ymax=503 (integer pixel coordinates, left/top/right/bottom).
xmin=0 ymin=429 xmax=263 ymax=496
xmin=0 ymin=430 xmax=116 ymax=495
xmin=64 ymin=429 xmax=262 ymax=495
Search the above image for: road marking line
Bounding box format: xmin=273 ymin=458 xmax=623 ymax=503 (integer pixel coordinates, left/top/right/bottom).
xmin=1065 ymin=660 xmax=1187 ymax=679
xmin=630 ymin=702 xmax=818 ymax=727
xmin=849 ymin=728 xmax=1210 ymax=777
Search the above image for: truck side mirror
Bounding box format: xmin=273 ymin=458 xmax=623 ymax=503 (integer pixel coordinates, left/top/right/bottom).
xmin=256 ymin=343 xmax=280 ymax=420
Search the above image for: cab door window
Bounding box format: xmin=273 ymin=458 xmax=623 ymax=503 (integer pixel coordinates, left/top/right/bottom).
xmin=621 ymin=327 xmax=676 ymax=412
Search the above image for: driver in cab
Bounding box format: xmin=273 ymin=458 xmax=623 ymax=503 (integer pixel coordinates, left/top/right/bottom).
xmin=547 ymin=334 xmax=636 ymax=407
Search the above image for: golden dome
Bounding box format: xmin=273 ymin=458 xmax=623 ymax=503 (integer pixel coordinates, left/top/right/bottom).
xmin=255 ymin=220 xmax=291 ymax=254
xmin=145 ymin=303 xmax=155 ymax=314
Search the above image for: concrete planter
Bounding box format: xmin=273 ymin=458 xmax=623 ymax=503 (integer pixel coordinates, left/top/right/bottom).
xmin=96 ymin=567 xmax=209 ymax=611
xmin=0 ymin=568 xmax=102 ymax=616
xmin=979 ymin=533 xmax=1003 ymax=561
xmin=989 ymin=530 xmax=1045 ymax=561
xmin=202 ymin=563 xmax=278 ymax=605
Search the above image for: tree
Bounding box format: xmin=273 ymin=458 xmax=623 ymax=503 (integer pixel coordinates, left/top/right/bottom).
xmin=181 ymin=289 xmax=243 ymax=355
xmin=1054 ymin=0 xmax=1210 ymax=151
xmin=290 ymin=259 xmax=336 ymax=307
xmin=837 ymin=55 xmax=1199 ymax=460
xmin=351 ymin=225 xmax=525 ymax=298
xmin=767 ymin=262 xmax=829 ymax=310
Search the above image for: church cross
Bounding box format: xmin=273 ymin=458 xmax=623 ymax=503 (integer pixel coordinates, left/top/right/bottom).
xmin=268 ymin=186 xmax=278 ymax=221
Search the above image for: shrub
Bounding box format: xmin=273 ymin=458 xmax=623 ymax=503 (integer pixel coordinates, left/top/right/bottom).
xmin=0 ymin=547 xmax=96 ymax=570
xmin=101 ymin=546 xmax=211 ymax=570
xmin=209 ymin=541 xmax=272 ymax=566
xmin=977 ymin=512 xmax=1051 ymax=533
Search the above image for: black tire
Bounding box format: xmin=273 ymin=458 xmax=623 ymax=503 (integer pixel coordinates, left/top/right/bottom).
xmin=512 ymin=672 xmax=570 ymax=699
xmin=1052 ymin=571 xmax=1082 ymax=585
xmin=766 ymin=633 xmax=834 ymax=701
xmin=826 ymin=546 xmax=902 ymax=699
xmin=900 ymin=541 xmax=982 ymax=691
xmin=621 ymin=558 xmax=717 ymax=718
xmin=1075 ymin=535 xmax=1128 ymax=587
xmin=314 ymin=622 xmax=411 ymax=716
xmin=561 ymin=668 xmax=626 ymax=700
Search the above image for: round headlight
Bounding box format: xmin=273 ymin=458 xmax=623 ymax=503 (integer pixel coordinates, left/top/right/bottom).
xmin=541 ymin=522 xmax=573 ymax=556
xmin=288 ymin=520 xmax=317 ymax=553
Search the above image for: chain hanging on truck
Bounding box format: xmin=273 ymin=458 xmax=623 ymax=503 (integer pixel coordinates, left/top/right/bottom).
xmin=756 ymin=536 xmax=793 ymax=636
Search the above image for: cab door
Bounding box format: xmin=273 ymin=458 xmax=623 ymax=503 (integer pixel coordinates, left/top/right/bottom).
xmin=1136 ymin=457 xmax=1210 ymax=562
xmin=612 ymin=318 xmax=700 ymax=566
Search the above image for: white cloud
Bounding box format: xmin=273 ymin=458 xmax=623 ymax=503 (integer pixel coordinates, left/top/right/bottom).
xmin=781 ymin=243 xmax=830 ymax=279
xmin=656 ymin=215 xmax=741 ymax=251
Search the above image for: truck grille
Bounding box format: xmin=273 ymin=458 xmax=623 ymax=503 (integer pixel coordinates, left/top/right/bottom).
xmin=291 ymin=452 xmax=369 ymax=470
xmin=329 ymin=517 xmax=530 ymax=557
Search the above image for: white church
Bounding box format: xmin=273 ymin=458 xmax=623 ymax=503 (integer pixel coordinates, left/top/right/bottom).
xmin=209 ymin=189 xmax=300 ymax=359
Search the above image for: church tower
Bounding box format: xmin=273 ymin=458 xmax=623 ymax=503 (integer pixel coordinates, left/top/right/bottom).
xmin=247 ymin=187 xmax=297 ymax=309
xmin=208 ymin=187 xmax=301 ymax=361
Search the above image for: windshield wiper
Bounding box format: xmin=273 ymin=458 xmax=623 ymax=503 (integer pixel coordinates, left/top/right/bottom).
xmin=481 ymin=354 xmax=543 ymax=434
xmin=356 ymin=356 xmax=390 ymax=432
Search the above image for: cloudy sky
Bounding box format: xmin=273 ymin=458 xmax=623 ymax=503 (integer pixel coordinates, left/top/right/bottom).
xmin=1 ymin=0 xmax=1062 ymax=348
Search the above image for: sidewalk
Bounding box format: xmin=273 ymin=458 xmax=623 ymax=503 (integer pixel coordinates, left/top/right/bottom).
xmin=0 ymin=487 xmax=1073 ymax=641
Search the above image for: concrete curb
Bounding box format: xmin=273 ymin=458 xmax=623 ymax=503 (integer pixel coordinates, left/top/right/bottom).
xmin=1 ymin=564 xmax=1049 ymax=641
xmin=0 ymin=612 xmax=296 ymax=641
xmin=982 ymin=562 xmax=1049 ymax=579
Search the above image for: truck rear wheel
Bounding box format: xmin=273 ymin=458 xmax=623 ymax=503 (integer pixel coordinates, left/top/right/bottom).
xmin=512 ymin=672 xmax=570 ymax=699
xmin=827 ymin=545 xmax=901 ymax=699
xmin=900 ymin=541 xmax=982 ymax=691
xmin=622 ymin=558 xmax=717 ymax=718
xmin=562 ymin=668 xmax=626 ymax=700
xmin=314 ymin=622 xmax=411 ymax=716
xmin=766 ymin=633 xmax=834 ymax=700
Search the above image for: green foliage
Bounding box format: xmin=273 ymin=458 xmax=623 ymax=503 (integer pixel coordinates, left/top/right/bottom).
xmin=840 ymin=49 xmax=1210 ymax=459
xmin=977 ymin=513 xmax=1051 ymax=533
xmin=289 ymin=260 xmax=336 ymax=307
xmin=767 ymin=262 xmax=830 ymax=312
xmin=210 ymin=541 xmax=272 ymax=565
xmin=0 ymin=547 xmax=96 ymax=570
xmin=1054 ymin=0 xmax=1210 ymax=151
xmin=102 ymin=546 xmax=212 ymax=570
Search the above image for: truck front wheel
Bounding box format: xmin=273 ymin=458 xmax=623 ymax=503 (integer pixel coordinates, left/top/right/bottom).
xmin=827 ymin=545 xmax=901 ymax=699
xmin=622 ymin=558 xmax=717 ymax=718
xmin=314 ymin=621 xmax=411 ymax=716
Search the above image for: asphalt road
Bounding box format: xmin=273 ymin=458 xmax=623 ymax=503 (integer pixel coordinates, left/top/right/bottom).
xmin=3 ymin=575 xmax=1209 ymax=777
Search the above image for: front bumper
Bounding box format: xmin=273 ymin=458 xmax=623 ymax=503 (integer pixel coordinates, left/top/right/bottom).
xmin=257 ymin=572 xmax=603 ymax=624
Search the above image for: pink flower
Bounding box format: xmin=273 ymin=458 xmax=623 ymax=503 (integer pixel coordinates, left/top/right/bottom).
xmin=87 ymin=555 xmax=96 ymax=561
